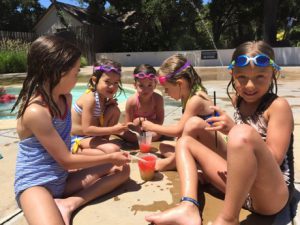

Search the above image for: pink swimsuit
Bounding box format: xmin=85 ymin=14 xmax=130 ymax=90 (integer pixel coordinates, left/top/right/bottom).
xmin=133 ymin=94 xmax=157 ymax=121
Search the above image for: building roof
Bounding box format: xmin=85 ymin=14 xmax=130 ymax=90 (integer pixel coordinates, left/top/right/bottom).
xmin=34 ymin=1 xmax=115 ymax=29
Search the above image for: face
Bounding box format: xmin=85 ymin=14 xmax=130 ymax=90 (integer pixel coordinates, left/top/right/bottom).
xmin=135 ymin=78 xmax=156 ymax=97
xmin=232 ymin=62 xmax=273 ymax=103
xmin=161 ymin=81 xmax=181 ymax=100
xmin=96 ymin=71 xmax=120 ymax=98
xmin=56 ymin=58 xmax=81 ymax=94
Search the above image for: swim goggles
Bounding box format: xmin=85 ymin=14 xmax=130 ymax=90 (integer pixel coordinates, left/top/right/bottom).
xmin=158 ymin=61 xmax=191 ymax=85
xmin=93 ymin=65 xmax=121 ymax=74
xmin=133 ymin=73 xmax=157 ymax=79
xmin=228 ymin=54 xmax=281 ymax=71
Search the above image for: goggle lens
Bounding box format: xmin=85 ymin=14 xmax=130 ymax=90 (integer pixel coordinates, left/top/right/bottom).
xmin=94 ymin=65 xmax=121 ymax=74
xmin=158 ymin=76 xmax=167 ymax=85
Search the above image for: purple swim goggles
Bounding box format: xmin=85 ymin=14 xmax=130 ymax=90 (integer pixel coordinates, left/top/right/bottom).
xmin=158 ymin=61 xmax=191 ymax=85
xmin=93 ymin=65 xmax=121 ymax=74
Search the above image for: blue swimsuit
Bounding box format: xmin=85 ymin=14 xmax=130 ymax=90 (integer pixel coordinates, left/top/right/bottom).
xmin=14 ymin=100 xmax=71 ymax=206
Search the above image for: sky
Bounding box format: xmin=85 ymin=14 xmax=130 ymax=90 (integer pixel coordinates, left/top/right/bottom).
xmin=39 ymin=0 xmax=210 ymax=8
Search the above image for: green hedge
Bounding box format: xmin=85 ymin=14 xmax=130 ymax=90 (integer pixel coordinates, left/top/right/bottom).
xmin=0 ymin=51 xmax=27 ymax=73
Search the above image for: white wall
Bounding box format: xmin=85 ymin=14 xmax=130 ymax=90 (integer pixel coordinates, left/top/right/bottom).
xmin=96 ymin=47 xmax=300 ymax=67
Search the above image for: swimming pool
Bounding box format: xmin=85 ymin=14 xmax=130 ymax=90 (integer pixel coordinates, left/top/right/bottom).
xmin=0 ymin=85 xmax=134 ymax=120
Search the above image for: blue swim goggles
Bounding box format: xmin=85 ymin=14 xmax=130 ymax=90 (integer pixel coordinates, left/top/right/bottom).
xmin=228 ymin=54 xmax=281 ymax=71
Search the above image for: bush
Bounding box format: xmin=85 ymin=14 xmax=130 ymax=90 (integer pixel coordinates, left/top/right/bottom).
xmin=80 ymin=56 xmax=88 ymax=67
xmin=0 ymin=39 xmax=29 ymax=74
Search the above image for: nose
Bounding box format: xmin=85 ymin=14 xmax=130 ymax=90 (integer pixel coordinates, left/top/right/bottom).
xmin=245 ymin=78 xmax=255 ymax=89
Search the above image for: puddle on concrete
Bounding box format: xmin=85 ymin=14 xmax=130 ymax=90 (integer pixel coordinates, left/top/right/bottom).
xmin=130 ymin=171 xmax=180 ymax=214
xmin=292 ymin=105 xmax=300 ymax=108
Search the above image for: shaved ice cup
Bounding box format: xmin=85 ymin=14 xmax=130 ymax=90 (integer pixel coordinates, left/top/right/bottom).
xmin=138 ymin=153 xmax=157 ymax=181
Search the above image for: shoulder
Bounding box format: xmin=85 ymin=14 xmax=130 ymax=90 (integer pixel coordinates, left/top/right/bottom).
xmin=126 ymin=94 xmax=136 ymax=105
xmin=77 ymin=91 xmax=96 ymax=108
xmin=153 ymin=92 xmax=163 ymax=102
xmin=268 ymin=96 xmax=292 ymax=113
xmin=22 ymin=100 xmax=52 ymax=129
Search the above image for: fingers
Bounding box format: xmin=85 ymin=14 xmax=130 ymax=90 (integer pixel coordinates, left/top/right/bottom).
xmin=209 ymin=105 xmax=225 ymax=115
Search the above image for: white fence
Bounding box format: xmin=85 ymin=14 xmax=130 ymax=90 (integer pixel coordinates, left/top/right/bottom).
xmin=96 ymin=47 xmax=300 ymax=67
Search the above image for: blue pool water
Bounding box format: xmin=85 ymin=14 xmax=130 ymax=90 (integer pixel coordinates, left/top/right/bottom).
xmin=0 ymin=85 xmax=134 ymax=120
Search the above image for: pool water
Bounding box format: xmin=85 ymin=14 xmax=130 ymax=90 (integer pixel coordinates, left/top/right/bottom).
xmin=0 ymin=85 xmax=134 ymax=120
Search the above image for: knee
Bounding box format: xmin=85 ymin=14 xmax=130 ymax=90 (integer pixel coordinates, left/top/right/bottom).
xmin=227 ymin=124 xmax=257 ymax=152
xmin=176 ymin=136 xmax=193 ymax=154
xmin=183 ymin=116 xmax=207 ymax=136
xmin=105 ymin=144 xmax=121 ymax=153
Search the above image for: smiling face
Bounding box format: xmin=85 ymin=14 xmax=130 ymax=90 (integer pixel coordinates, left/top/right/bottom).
xmin=95 ymin=71 xmax=120 ymax=98
xmin=232 ymin=62 xmax=273 ymax=103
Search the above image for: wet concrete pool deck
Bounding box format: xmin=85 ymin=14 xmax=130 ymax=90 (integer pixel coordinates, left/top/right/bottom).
xmin=0 ymin=66 xmax=300 ymax=225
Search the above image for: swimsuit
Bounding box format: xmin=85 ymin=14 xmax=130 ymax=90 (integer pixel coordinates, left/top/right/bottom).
xmin=133 ymin=94 xmax=157 ymax=121
xmin=14 ymin=96 xmax=71 ymax=206
xmin=72 ymin=91 xmax=104 ymax=153
xmin=234 ymin=93 xmax=294 ymax=212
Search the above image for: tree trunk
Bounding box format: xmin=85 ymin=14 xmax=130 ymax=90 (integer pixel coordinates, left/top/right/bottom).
xmin=263 ymin=0 xmax=279 ymax=45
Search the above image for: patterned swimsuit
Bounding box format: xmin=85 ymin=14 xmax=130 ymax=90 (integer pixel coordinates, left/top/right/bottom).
xmin=234 ymin=93 xmax=294 ymax=211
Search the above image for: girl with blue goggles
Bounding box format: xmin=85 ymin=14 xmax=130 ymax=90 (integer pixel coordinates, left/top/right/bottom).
xmin=228 ymin=54 xmax=281 ymax=71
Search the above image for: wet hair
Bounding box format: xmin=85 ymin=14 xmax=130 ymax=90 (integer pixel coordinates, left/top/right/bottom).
xmin=158 ymin=54 xmax=207 ymax=96
xmin=88 ymin=58 xmax=124 ymax=97
xmin=12 ymin=35 xmax=81 ymax=118
xmin=227 ymin=40 xmax=279 ymax=101
xmin=133 ymin=64 xmax=157 ymax=82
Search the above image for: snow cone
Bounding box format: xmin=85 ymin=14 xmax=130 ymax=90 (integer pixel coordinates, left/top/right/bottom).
xmin=138 ymin=153 xmax=157 ymax=181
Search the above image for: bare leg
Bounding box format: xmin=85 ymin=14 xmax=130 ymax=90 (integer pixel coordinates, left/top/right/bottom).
xmin=55 ymin=163 xmax=130 ymax=225
xmin=213 ymin=125 xmax=289 ymax=225
xmin=146 ymin=118 xmax=228 ymax=225
xmin=155 ymin=141 xmax=176 ymax=171
xmin=20 ymin=186 xmax=65 ymax=225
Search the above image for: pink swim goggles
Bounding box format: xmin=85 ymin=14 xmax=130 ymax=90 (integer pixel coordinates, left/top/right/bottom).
xmin=93 ymin=65 xmax=121 ymax=74
xmin=133 ymin=73 xmax=157 ymax=80
xmin=158 ymin=61 xmax=191 ymax=85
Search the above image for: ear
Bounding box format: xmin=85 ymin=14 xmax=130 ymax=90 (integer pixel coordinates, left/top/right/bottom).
xmin=92 ymin=76 xmax=97 ymax=83
xmin=228 ymin=70 xmax=233 ymax=76
xmin=176 ymin=79 xmax=183 ymax=86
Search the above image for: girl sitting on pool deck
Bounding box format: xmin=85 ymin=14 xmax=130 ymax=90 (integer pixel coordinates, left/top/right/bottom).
xmin=71 ymin=59 xmax=128 ymax=155
xmin=141 ymin=54 xmax=217 ymax=171
xmin=13 ymin=35 xmax=130 ymax=225
xmin=121 ymin=64 xmax=164 ymax=143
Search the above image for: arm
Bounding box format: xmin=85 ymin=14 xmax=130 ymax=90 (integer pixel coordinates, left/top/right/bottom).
xmin=23 ymin=104 xmax=129 ymax=170
xmin=81 ymin=93 xmax=126 ymax=136
xmin=124 ymin=96 xmax=135 ymax=123
xmin=152 ymin=93 xmax=164 ymax=125
xmin=142 ymin=95 xmax=207 ymax=137
xmin=266 ymin=97 xmax=294 ymax=164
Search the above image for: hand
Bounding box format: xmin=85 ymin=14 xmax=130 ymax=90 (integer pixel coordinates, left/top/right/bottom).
xmin=110 ymin=151 xmax=130 ymax=166
xmin=141 ymin=120 xmax=155 ymax=131
xmin=205 ymin=106 xmax=235 ymax=135
xmin=113 ymin=123 xmax=128 ymax=134
xmin=106 ymin=98 xmax=118 ymax=106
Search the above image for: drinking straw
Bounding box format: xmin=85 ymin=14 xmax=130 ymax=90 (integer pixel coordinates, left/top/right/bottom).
xmin=214 ymin=91 xmax=218 ymax=148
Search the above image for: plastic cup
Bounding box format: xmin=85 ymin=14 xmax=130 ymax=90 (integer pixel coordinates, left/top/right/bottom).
xmin=138 ymin=131 xmax=152 ymax=153
xmin=138 ymin=153 xmax=157 ymax=181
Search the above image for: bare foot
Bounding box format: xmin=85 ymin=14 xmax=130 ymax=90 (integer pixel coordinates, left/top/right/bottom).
xmin=54 ymin=198 xmax=73 ymax=225
xmin=155 ymin=157 xmax=176 ymax=171
xmin=145 ymin=202 xmax=202 ymax=225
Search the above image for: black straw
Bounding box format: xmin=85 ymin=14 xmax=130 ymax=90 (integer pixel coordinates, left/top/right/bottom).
xmin=213 ymin=91 xmax=218 ymax=148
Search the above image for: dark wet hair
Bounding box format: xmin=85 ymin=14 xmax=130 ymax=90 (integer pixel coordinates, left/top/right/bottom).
xmin=159 ymin=54 xmax=207 ymax=95
xmin=133 ymin=64 xmax=157 ymax=82
xmin=12 ymin=35 xmax=81 ymax=118
xmin=227 ymin=40 xmax=279 ymax=101
xmin=88 ymin=58 xmax=124 ymax=97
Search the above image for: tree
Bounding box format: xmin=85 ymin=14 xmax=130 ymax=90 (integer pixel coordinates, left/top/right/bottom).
xmin=0 ymin=0 xmax=45 ymax=32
